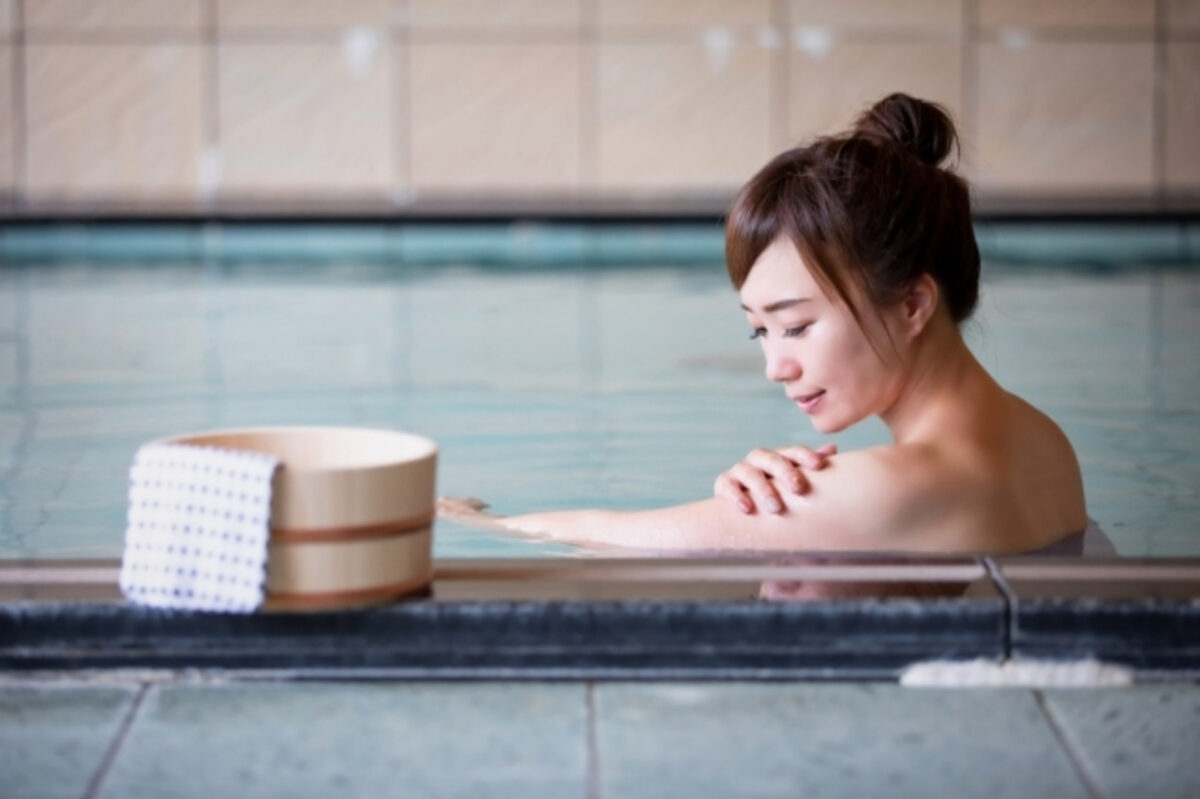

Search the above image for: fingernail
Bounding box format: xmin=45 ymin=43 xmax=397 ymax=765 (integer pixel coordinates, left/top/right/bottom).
xmin=792 ymin=480 xmax=804 ymax=493
xmin=738 ymin=500 xmax=752 ymax=513
xmin=766 ymin=499 xmax=781 ymax=513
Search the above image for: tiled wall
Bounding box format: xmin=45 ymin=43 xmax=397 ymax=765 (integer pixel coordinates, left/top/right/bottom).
xmin=1 ymin=0 xmax=1198 ymax=209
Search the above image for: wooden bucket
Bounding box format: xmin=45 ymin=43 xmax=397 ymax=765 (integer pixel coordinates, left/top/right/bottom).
xmin=164 ymin=426 xmax=437 ymax=610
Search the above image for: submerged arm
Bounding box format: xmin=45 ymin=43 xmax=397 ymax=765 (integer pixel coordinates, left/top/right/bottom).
xmin=438 ymin=449 xmax=933 ymax=553
xmin=501 ymin=501 xmax=747 ymax=552
xmin=436 ymin=496 xmax=728 ymax=551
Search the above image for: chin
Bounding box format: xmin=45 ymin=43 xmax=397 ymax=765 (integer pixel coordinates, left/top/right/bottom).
xmin=808 ymin=407 xmax=863 ymax=435
xmin=809 ymin=416 xmax=849 ymax=435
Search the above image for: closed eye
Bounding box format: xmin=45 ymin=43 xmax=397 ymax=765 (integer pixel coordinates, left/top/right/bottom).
xmin=748 ymin=327 xmax=766 ymax=340
xmin=784 ymin=324 xmax=811 ymax=338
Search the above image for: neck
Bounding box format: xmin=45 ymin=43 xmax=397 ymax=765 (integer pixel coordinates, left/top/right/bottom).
xmin=879 ymin=317 xmax=994 ymax=443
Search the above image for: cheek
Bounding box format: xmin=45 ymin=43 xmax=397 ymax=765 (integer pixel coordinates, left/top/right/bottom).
xmin=818 ymin=323 xmax=878 ymax=380
xmin=825 ymin=328 xmax=896 ymax=410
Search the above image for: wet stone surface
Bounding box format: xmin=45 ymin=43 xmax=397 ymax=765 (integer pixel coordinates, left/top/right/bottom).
xmin=96 ymin=682 xmax=588 ymax=799
xmin=0 ymin=683 xmax=139 ymax=799
xmin=593 ymin=682 xmax=1088 ymax=799
xmin=1043 ymin=686 xmax=1200 ymax=799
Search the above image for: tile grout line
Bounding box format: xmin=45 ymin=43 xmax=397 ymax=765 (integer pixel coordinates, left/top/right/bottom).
xmin=395 ymin=8 xmax=409 ymax=203
xmin=1032 ymin=690 xmax=1104 ymax=799
xmin=0 ymin=260 xmax=33 ymax=556
xmin=961 ymin=0 xmax=977 ymax=175
xmin=586 ymin=682 xmax=601 ymax=799
xmin=980 ymin=557 xmax=1014 ymax=660
xmin=14 ymin=0 xmax=26 ymax=201
xmin=81 ymin=682 xmax=149 ymax=799
xmin=579 ymin=0 xmax=597 ymax=193
xmin=1153 ymin=0 xmax=1167 ymax=202
xmin=204 ymin=0 xmax=218 ymax=160
xmin=770 ymin=0 xmax=787 ymax=152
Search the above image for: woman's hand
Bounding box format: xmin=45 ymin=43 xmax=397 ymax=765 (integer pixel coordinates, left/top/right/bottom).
xmin=436 ymin=496 xmax=502 ymax=528
xmin=713 ymin=443 xmax=837 ymax=514
xmin=436 ymin=497 xmax=571 ymax=542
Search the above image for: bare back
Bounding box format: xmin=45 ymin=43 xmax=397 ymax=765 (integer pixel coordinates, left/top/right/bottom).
xmin=834 ymin=390 xmax=1088 ymax=554
xmin=968 ymin=392 xmax=1087 ymax=551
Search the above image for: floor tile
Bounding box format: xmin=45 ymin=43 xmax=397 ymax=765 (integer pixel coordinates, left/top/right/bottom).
xmin=0 ymin=683 xmax=139 ymax=799
xmin=98 ymin=682 xmax=587 ymax=799
xmin=594 ymin=683 xmax=1087 ymax=798
xmin=1043 ymin=686 xmax=1200 ymax=798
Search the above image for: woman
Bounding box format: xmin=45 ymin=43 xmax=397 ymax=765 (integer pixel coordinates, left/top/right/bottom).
xmin=439 ymin=94 xmax=1087 ymax=555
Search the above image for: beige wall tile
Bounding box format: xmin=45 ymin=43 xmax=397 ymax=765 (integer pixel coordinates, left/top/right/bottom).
xmin=0 ymin=45 xmax=11 ymax=190
xmin=786 ymin=42 xmax=962 ymax=149
xmin=25 ymin=44 xmax=204 ymax=200
xmin=1168 ymin=0 xmax=1200 ymax=32
xmin=217 ymin=0 xmax=394 ymax=33
xmin=978 ymin=0 xmax=1155 ymax=32
xmin=0 ymin=0 xmax=15 ymax=39
xmin=599 ymin=0 xmax=771 ymax=32
xmin=410 ymin=42 xmax=580 ymax=191
xmin=788 ymin=0 xmax=962 ymax=33
xmin=219 ymin=41 xmax=396 ymax=195
xmin=1165 ymin=43 xmax=1200 ymax=189
xmin=975 ymin=42 xmax=1154 ymax=193
xmin=25 ymin=0 xmax=204 ymax=34
xmin=409 ymin=0 xmax=582 ymax=31
xmin=598 ymin=41 xmax=771 ymax=190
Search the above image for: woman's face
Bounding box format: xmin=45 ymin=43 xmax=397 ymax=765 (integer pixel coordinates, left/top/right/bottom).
xmin=738 ymin=236 xmax=904 ymax=434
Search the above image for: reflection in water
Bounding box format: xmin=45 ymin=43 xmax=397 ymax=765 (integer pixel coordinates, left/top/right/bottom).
xmin=757 ymin=521 xmax=1119 ymax=601
xmin=759 ymin=578 xmax=972 ymax=602
xmin=753 ymin=555 xmax=980 ymax=602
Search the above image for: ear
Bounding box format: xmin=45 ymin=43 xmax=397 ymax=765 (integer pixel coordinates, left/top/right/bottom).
xmin=900 ymin=274 xmax=940 ymax=339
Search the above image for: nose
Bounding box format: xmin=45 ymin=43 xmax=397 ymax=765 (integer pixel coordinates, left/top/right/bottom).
xmin=763 ymin=343 xmax=801 ymax=383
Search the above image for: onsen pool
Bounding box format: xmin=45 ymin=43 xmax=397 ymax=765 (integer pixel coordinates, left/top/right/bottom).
xmin=0 ymin=223 xmax=1197 ymax=559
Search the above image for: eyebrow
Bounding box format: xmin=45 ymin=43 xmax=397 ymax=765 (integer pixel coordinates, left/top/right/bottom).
xmin=740 ymin=297 xmax=811 ymax=314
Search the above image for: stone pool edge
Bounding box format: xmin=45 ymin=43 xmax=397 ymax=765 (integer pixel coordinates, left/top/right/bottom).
xmin=1 ymin=557 xmax=1198 ymax=680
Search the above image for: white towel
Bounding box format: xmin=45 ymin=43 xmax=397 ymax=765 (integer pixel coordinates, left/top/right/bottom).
xmin=119 ymin=443 xmax=280 ymax=613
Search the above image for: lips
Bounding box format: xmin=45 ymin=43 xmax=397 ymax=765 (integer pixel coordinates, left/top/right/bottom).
xmin=791 ymin=390 xmax=825 ymax=412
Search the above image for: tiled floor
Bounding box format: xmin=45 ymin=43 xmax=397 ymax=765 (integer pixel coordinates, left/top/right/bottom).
xmin=2 ymin=679 xmax=1197 ymax=798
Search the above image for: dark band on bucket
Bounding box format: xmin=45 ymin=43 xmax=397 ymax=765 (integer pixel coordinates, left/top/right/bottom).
xmin=270 ymin=512 xmax=434 ymax=543
xmin=264 ymin=573 xmax=433 ymax=609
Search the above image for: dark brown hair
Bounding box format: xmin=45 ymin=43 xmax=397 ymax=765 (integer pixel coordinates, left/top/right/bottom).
xmin=725 ymin=93 xmax=980 ymax=327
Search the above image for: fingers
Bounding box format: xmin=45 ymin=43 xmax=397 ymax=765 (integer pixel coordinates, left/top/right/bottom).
xmin=737 ymin=455 xmax=792 ymax=513
xmin=743 ymin=447 xmax=808 ymax=496
xmin=712 ymin=443 xmax=839 ymax=515
xmin=715 ymin=450 xmax=790 ymax=514
xmin=436 ymin=496 xmax=491 ymax=517
xmin=775 ymin=443 xmax=837 ymax=471
xmin=713 ymin=473 xmax=754 ymax=514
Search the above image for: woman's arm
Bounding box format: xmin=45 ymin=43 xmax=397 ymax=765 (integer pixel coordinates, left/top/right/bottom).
xmin=501 ymin=501 xmax=742 ymax=552
xmin=439 ymin=447 xmax=941 ymax=553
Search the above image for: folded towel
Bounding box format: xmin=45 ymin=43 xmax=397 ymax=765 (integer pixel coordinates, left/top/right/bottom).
xmin=119 ymin=443 xmax=280 ymax=613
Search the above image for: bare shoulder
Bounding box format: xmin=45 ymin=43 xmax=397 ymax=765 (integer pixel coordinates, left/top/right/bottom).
xmin=1003 ymin=393 xmax=1078 ymax=456
xmin=995 ymin=392 xmax=1088 ymax=542
xmin=763 ymin=443 xmax=960 ymax=550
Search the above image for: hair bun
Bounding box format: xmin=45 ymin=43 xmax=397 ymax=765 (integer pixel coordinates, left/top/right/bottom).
xmin=853 ymin=93 xmax=957 ymax=167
